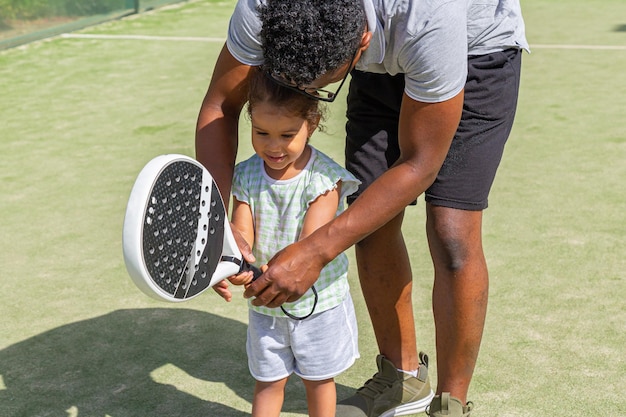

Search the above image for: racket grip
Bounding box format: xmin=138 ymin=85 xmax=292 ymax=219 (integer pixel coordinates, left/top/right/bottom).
xmin=242 ymin=262 xmax=263 ymax=281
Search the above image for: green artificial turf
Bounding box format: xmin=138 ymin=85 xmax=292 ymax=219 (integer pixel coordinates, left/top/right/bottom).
xmin=0 ymin=0 xmax=624 ymax=415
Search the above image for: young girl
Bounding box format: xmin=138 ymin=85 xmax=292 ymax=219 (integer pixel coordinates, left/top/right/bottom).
xmin=228 ymin=68 xmax=360 ymax=417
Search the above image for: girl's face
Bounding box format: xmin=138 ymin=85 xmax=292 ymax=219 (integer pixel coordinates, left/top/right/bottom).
xmin=250 ymin=101 xmax=317 ymax=180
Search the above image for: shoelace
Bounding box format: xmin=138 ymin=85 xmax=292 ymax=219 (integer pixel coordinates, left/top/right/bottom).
xmin=356 ymin=373 xmax=395 ymax=399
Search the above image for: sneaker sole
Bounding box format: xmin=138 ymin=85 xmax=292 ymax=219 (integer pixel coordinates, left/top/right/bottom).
xmin=379 ymin=390 xmax=435 ymax=417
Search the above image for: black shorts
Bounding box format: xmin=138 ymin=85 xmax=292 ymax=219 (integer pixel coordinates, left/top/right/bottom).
xmin=345 ymin=48 xmax=522 ymax=210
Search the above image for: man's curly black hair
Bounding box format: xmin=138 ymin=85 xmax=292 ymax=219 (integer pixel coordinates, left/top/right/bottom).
xmin=258 ymin=0 xmax=366 ymax=86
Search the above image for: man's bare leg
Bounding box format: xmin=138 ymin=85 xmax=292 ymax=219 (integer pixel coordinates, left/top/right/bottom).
xmin=355 ymin=210 xmax=419 ymax=371
xmin=426 ymin=204 xmax=488 ymax=405
xmin=336 ymin=210 xmax=434 ymax=416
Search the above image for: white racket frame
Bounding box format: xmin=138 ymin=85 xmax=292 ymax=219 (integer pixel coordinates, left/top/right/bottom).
xmin=122 ymin=154 xmax=241 ymax=302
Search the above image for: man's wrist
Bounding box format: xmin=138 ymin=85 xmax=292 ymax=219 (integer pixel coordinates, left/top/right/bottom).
xmin=304 ymin=220 xmax=346 ymax=268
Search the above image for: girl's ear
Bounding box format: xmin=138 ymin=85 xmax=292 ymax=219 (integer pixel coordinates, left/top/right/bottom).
xmin=307 ymin=115 xmax=321 ymax=137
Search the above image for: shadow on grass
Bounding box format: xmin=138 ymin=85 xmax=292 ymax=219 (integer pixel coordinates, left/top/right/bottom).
xmin=613 ymin=23 xmax=626 ymax=32
xmin=0 ymin=308 xmax=353 ymax=416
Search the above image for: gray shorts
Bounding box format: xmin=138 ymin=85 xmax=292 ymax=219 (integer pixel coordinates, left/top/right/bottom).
xmin=345 ymin=49 xmax=523 ymax=210
xmin=246 ymin=293 xmax=359 ymax=382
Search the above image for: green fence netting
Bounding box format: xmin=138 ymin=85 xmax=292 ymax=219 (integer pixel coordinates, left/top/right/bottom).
xmin=0 ymin=0 xmax=186 ymax=49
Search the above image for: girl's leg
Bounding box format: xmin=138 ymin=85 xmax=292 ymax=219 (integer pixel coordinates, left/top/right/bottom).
xmin=303 ymin=378 xmax=336 ymax=417
xmin=251 ymin=377 xmax=288 ymax=417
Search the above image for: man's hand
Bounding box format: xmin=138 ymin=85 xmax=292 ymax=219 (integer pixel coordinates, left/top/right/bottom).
xmin=243 ymin=240 xmax=325 ymax=308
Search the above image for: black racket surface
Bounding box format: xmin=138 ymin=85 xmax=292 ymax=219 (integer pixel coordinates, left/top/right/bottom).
xmin=142 ymin=160 xmax=224 ymax=299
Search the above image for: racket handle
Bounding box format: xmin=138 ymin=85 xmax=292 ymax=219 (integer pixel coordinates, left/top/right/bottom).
xmin=242 ymin=262 xmax=263 ymax=281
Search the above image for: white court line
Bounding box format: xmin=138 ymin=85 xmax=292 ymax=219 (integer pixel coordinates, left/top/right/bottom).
xmin=532 ymin=43 xmax=626 ymax=51
xmin=60 ymin=34 xmax=626 ymax=51
xmin=60 ymin=33 xmax=225 ymax=42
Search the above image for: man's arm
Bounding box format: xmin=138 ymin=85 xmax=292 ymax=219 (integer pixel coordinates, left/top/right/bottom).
xmin=197 ymin=44 xmax=256 ymax=300
xmin=196 ymin=44 xmax=253 ymax=202
xmin=244 ymin=91 xmax=464 ymax=307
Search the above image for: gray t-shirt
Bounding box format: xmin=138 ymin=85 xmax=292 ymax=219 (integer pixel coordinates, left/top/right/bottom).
xmin=226 ymin=0 xmax=528 ymax=103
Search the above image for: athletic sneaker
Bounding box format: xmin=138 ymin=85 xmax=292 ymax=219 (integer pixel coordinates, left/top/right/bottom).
xmin=426 ymin=393 xmax=474 ymax=417
xmin=335 ymin=352 xmax=434 ymax=417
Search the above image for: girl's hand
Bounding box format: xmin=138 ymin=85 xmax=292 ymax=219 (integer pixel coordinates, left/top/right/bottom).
xmin=243 ymin=264 xmax=268 ymax=289
xmin=213 ymin=269 xmax=257 ymax=302
xmin=230 ymin=270 xmax=255 ymax=287
xmin=212 ymin=279 xmax=233 ymax=302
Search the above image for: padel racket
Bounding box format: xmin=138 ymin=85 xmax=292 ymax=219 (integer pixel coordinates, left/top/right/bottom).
xmin=122 ymin=154 xmax=317 ymax=319
xmin=122 ymin=154 xmax=258 ymax=302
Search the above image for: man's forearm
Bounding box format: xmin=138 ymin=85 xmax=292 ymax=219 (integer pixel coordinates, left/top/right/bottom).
xmin=194 ymin=44 xmax=252 ymax=201
xmin=195 ymin=107 xmax=240 ymax=201
xmin=306 ymin=93 xmax=462 ymax=265
xmin=304 ymin=160 xmax=437 ymax=265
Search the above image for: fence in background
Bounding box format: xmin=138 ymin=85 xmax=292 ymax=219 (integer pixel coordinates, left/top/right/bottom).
xmin=0 ymin=0 xmax=186 ymax=50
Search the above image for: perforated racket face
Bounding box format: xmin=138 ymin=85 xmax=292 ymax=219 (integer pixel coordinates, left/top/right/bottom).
xmin=140 ymin=160 xmax=225 ymax=300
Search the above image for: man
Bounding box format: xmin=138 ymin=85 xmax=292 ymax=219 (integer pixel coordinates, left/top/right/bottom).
xmin=196 ymin=0 xmax=528 ymax=416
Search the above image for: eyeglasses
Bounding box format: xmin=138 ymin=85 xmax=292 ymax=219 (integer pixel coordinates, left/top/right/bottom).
xmin=267 ymin=48 xmax=358 ymax=103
